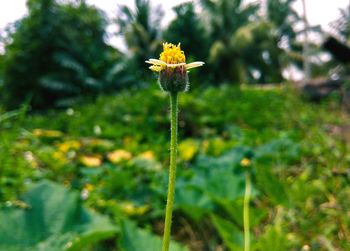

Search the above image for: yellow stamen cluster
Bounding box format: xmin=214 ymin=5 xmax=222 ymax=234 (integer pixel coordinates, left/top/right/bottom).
xmin=160 ymin=43 xmax=186 ymax=64
xmin=145 ymin=41 xmax=204 ymax=75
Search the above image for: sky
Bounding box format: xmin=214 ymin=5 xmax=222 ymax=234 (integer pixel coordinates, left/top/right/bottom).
xmin=0 ymin=0 xmax=349 ymax=51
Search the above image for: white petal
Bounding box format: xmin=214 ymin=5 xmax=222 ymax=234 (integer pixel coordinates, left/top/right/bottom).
xmin=149 ymin=65 xmax=162 ymax=72
xmin=145 ymin=59 xmax=167 ymax=66
xmin=186 ymin=61 xmax=205 ymax=70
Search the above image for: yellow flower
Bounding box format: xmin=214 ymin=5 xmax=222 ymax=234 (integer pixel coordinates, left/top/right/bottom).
xmin=84 ymin=183 xmax=94 ymax=191
xmin=178 ymin=139 xmax=199 ymax=161
xmin=52 ymin=151 xmax=68 ymax=165
xmin=107 ymin=149 xmax=132 ymax=164
xmin=138 ymin=150 xmax=155 ymax=160
xmin=84 ymin=138 xmax=113 ymax=149
xmin=80 ymin=155 xmax=102 ymax=167
xmin=240 ymin=158 xmax=251 ymax=167
xmin=57 ymin=140 xmax=81 ymax=153
xmin=146 ymin=42 xmax=204 ymax=92
xmin=119 ymin=201 xmax=150 ymax=216
xmin=201 ymin=140 xmax=209 ymax=153
xmin=32 ymin=129 xmax=63 ymax=138
xmin=145 ymin=42 xmax=204 ymax=72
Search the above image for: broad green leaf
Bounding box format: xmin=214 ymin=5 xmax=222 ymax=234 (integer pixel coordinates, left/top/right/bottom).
xmin=0 ymin=180 xmax=118 ymax=251
xmin=118 ymin=220 xmax=188 ymax=251
xmin=255 ymin=225 xmax=289 ymax=251
xmin=210 ymin=214 xmax=243 ymax=251
xmin=255 ymin=137 xmax=300 ymax=164
xmin=206 ymin=168 xmax=245 ymax=201
xmin=256 ymin=166 xmax=290 ymax=207
xmin=196 ymin=146 xmax=252 ymax=171
xmin=191 ymin=168 xmax=245 ymax=202
xmin=219 ymin=199 xmax=267 ymax=228
xmin=175 ymin=183 xmax=213 ymax=221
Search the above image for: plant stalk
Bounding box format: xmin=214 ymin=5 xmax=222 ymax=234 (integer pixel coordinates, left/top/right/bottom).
xmin=244 ymin=171 xmax=251 ymax=251
xmin=162 ymin=92 xmax=178 ymax=251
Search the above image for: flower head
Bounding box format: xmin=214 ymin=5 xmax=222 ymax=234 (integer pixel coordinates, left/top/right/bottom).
xmin=146 ymin=42 xmax=204 ymax=92
xmin=240 ymin=158 xmax=251 ymax=167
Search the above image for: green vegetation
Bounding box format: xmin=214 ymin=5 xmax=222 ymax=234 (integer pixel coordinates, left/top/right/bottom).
xmin=0 ymin=181 xmax=117 ymax=251
xmin=1 ymin=85 xmax=349 ymax=250
xmin=1 ymin=0 xmax=350 ymax=250
xmin=1 ymin=0 xmax=120 ymax=109
xmin=0 ymin=0 xmax=324 ymax=110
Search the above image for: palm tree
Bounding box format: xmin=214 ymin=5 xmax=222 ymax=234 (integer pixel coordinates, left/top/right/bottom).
xmin=199 ymin=0 xmax=260 ymax=83
xmin=200 ymin=0 xmax=287 ymax=83
xmin=301 ymin=0 xmax=311 ymax=83
xmin=116 ymin=0 xmax=163 ymax=76
xmin=330 ymin=3 xmax=350 ymax=40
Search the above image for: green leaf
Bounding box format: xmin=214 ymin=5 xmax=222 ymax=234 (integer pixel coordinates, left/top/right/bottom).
xmin=210 ymin=214 xmax=243 ymax=251
xmin=219 ymin=199 xmax=267 ymax=228
xmin=175 ymin=183 xmax=213 ymax=221
xmin=206 ymin=169 xmax=245 ymax=201
xmin=118 ymin=220 xmax=188 ymax=251
xmin=255 ymin=225 xmax=289 ymax=251
xmin=0 ymin=180 xmax=118 ymax=251
xmin=256 ymin=166 xmax=290 ymax=207
xmin=255 ymin=137 xmax=300 ymax=164
xmin=191 ymin=167 xmax=246 ymax=203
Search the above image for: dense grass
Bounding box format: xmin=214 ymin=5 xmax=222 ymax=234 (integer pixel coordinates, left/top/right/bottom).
xmin=0 ymin=84 xmax=349 ymax=250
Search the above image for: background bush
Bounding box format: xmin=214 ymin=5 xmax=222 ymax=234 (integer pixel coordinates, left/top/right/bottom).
xmin=0 ymin=0 xmax=339 ymax=110
xmin=2 ymin=0 xmax=115 ymax=109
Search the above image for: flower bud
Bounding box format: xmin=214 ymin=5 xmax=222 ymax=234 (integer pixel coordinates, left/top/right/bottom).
xmin=159 ymin=65 xmax=189 ymax=93
xmin=146 ymin=42 xmax=204 ymax=93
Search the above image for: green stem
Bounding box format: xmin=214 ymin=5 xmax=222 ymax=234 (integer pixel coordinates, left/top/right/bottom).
xmin=244 ymin=171 xmax=251 ymax=251
xmin=162 ymin=92 xmax=178 ymax=251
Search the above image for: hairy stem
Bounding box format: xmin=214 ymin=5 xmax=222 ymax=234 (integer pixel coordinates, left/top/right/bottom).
xmin=162 ymin=92 xmax=178 ymax=251
xmin=244 ymin=171 xmax=251 ymax=251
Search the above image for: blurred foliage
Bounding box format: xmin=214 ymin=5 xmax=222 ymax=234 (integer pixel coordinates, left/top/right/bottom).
xmin=164 ymin=2 xmax=208 ymax=62
xmin=163 ymin=2 xmax=210 ymax=84
xmin=199 ymin=0 xmax=260 ymax=83
xmin=0 ymin=181 xmax=117 ymax=251
xmin=0 ymin=54 xmax=4 ymax=89
xmin=119 ymin=220 xmax=188 ymax=251
xmin=0 ymin=0 xmax=347 ymax=109
xmin=267 ymin=0 xmax=299 ymax=48
xmin=198 ymin=0 xmax=297 ymax=83
xmin=2 ymin=0 xmax=119 ymax=109
xmin=331 ymin=4 xmax=350 ymax=41
xmin=0 ymin=0 xmax=350 ymax=249
xmin=116 ymin=0 xmax=163 ymax=80
xmin=1 ymin=85 xmax=349 ymax=250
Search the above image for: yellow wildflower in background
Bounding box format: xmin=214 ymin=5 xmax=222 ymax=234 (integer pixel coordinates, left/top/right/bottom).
xmin=52 ymin=151 xmax=68 ymax=165
xmin=57 ymin=140 xmax=81 ymax=153
xmin=84 ymin=138 xmax=113 ymax=149
xmin=240 ymin=158 xmax=251 ymax=167
xmin=119 ymin=201 xmax=150 ymax=216
xmin=178 ymin=139 xmax=199 ymax=161
xmin=80 ymin=155 xmax=102 ymax=167
xmin=107 ymin=149 xmax=132 ymax=164
xmin=32 ymin=129 xmax=63 ymax=138
xmin=84 ymin=183 xmax=94 ymax=191
xmin=138 ymin=150 xmax=155 ymax=160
